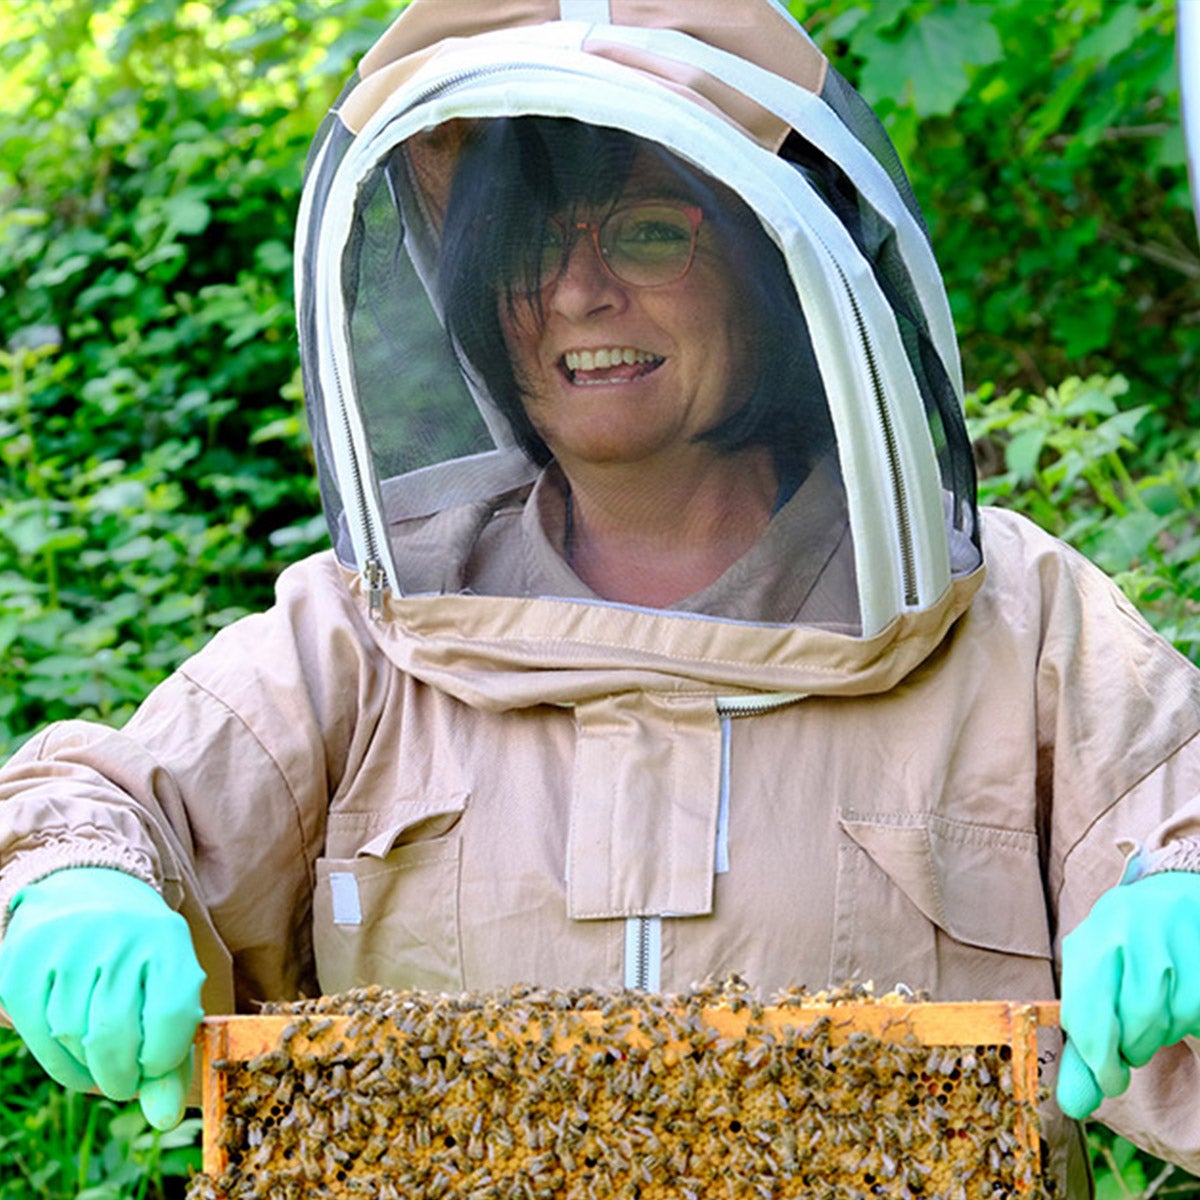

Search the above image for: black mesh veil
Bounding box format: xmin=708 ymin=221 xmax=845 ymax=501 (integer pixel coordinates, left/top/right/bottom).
xmin=295 ymin=7 xmax=982 ymax=636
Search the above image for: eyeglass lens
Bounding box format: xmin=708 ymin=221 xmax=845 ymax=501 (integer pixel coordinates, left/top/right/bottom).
xmin=537 ymin=202 xmax=701 ymax=288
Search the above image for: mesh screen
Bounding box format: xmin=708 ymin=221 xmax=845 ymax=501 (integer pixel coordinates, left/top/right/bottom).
xmin=308 ymin=116 xmax=874 ymax=627
xmin=299 ymin=103 xmax=984 ymax=628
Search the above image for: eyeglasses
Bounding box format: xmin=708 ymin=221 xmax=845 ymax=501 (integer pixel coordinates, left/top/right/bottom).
xmin=531 ymin=200 xmax=704 ymax=289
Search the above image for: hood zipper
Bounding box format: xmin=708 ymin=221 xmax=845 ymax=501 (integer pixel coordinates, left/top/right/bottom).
xmin=330 ymin=345 xmax=387 ymax=619
xmin=363 ymin=557 xmax=386 ymax=620
xmin=401 ymin=61 xmax=601 ymax=111
xmin=832 ymin=262 xmax=919 ymax=608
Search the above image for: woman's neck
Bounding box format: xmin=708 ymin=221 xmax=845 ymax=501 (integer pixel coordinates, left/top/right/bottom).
xmin=559 ymin=448 xmax=777 ymax=607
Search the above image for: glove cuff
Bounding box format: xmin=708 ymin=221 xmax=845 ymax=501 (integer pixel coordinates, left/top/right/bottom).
xmin=1119 ymin=836 xmax=1200 ymax=884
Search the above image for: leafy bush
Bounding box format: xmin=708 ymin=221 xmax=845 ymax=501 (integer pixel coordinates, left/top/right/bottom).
xmin=0 ymin=1 xmax=391 ymax=1190
xmin=0 ymin=0 xmax=396 ymax=755
xmin=0 ymin=1032 xmax=200 ymax=1199
xmin=794 ymin=0 xmax=1199 ymax=419
xmin=966 ymin=374 xmax=1200 ymax=660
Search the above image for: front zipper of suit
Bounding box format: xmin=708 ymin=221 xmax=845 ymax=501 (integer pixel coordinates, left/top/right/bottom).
xmin=624 ymin=915 xmax=661 ymax=991
xmin=623 ymin=693 xmax=804 ymax=990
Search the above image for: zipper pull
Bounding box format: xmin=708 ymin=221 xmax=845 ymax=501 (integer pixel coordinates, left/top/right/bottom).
xmin=364 ymin=557 xmax=386 ymax=621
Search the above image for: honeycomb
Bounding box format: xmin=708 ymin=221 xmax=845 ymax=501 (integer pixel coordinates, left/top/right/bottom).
xmin=187 ymin=980 xmax=1051 ymax=1200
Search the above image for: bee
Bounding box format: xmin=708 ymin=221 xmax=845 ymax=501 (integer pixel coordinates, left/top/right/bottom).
xmin=183 ymin=1174 xmax=222 ymax=1200
xmin=245 ymin=1048 xmax=290 ymax=1076
xmin=292 ymin=1140 xmax=325 ymax=1184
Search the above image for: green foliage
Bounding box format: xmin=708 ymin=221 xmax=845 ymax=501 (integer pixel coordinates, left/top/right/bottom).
xmin=790 ymin=0 xmax=1200 ymax=420
xmin=0 ymin=0 xmax=401 ymax=755
xmin=0 ymin=1028 xmax=200 ymax=1199
xmin=965 ymin=375 xmax=1200 ymax=660
xmin=1088 ymin=1125 xmax=1200 ymax=1200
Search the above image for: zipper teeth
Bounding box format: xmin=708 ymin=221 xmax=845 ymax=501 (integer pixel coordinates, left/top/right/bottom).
xmin=402 ymin=62 xmax=597 ymax=112
xmin=715 ymin=694 xmax=803 ymax=718
xmin=832 ymin=264 xmax=918 ymax=607
xmin=635 ymin=918 xmax=652 ymax=990
xmin=330 ymin=350 xmax=382 ymax=572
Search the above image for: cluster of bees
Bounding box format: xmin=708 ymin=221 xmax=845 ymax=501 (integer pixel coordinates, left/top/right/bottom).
xmin=186 ymin=978 xmax=1046 ymax=1200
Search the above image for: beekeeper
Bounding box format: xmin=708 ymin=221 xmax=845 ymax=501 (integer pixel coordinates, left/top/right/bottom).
xmin=2 ymin=4 xmax=1200 ymax=1195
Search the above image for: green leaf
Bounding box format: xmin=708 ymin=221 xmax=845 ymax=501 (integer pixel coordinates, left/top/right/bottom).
xmin=1093 ymin=1135 xmax=1149 ymax=1200
xmin=1089 ymin=510 xmax=1167 ymax=573
xmin=29 ymin=253 xmax=94 ymax=289
xmin=162 ymin=191 xmax=213 ymax=238
xmin=1004 ymin=427 xmax=1047 ymax=480
xmin=1091 ymin=407 xmax=1150 ymax=455
xmin=823 ymin=6 xmax=870 ymax=41
xmin=1074 ymin=4 xmax=1142 ymax=64
xmin=253 ymin=238 xmax=292 ymax=275
xmin=155 ymin=1116 xmax=204 ymax=1152
xmin=4 ymin=511 xmax=87 ymax=558
xmin=1059 ymin=385 xmax=1119 ymax=419
xmin=77 ymin=270 xmax=139 ymax=311
xmin=857 ymin=6 xmax=1003 ymax=116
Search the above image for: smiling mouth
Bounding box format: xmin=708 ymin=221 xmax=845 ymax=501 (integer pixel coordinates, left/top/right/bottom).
xmin=561 ymin=347 xmax=665 ymax=385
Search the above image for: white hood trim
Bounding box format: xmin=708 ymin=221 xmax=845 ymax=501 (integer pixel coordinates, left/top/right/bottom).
xmin=299 ymin=25 xmax=954 ymax=635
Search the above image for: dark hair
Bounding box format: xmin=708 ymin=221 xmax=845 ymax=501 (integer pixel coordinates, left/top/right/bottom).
xmin=436 ymin=116 xmax=833 ymax=478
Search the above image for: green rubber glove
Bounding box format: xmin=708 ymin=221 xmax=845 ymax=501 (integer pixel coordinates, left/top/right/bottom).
xmin=0 ymin=867 xmax=205 ymax=1130
xmin=1057 ymin=870 xmax=1200 ymax=1119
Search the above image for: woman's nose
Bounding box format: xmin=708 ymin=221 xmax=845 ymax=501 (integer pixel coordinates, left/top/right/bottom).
xmin=547 ymin=234 xmax=629 ymax=321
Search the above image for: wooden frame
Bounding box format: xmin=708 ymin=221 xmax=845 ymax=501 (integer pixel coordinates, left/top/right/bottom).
xmin=198 ymin=999 xmax=1061 ymax=1196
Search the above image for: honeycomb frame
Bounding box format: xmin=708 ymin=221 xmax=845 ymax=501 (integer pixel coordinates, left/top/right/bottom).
xmin=194 ymin=989 xmax=1061 ymax=1199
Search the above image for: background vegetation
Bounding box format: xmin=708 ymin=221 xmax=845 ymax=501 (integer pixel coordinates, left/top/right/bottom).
xmin=0 ymin=0 xmax=1197 ymax=1195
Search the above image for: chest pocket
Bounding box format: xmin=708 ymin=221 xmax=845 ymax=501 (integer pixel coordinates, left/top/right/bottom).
xmin=313 ymin=792 xmax=469 ymax=994
xmin=832 ymin=810 xmax=1054 ymax=999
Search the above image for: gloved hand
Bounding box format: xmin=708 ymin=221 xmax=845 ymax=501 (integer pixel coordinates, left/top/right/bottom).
xmin=0 ymin=867 xmax=205 ymax=1130
xmin=1057 ymin=871 xmax=1200 ymax=1119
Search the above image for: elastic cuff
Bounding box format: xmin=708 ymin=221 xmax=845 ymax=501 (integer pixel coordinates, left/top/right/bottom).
xmin=1118 ymin=836 xmax=1200 ymax=884
xmin=0 ymin=844 xmax=160 ymax=936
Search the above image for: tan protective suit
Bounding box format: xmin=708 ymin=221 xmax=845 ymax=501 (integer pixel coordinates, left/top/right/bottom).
xmin=3 ymin=494 xmax=1200 ymax=1189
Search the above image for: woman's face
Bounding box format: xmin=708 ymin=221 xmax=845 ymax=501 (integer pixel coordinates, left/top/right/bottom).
xmin=499 ymin=154 xmax=756 ymax=474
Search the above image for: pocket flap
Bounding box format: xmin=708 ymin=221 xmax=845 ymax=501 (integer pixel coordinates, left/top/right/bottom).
xmin=838 ymin=810 xmax=1049 ymax=958
xmin=326 ymin=792 xmax=469 ymax=860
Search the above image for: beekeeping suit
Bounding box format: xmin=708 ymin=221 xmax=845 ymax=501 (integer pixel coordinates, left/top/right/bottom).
xmin=3 ymin=2 xmax=1200 ymax=1190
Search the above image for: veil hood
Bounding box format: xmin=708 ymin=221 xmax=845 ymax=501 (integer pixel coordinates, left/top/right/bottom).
xmin=296 ymin=0 xmax=981 ymax=656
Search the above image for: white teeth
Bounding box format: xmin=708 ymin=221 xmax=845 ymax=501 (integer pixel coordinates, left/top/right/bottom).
xmin=563 ymin=348 xmax=659 ymax=372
